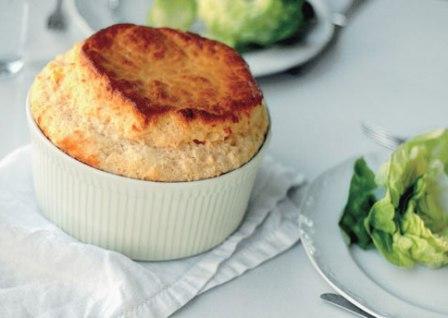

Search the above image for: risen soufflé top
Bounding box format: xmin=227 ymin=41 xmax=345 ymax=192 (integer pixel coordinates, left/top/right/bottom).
xmin=29 ymin=24 xmax=269 ymax=182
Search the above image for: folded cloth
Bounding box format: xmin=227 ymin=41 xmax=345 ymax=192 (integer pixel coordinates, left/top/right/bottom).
xmin=0 ymin=146 xmax=304 ymax=317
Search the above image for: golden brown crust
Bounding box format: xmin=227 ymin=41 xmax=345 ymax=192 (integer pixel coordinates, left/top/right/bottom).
xmin=81 ymin=24 xmax=263 ymax=124
xmin=30 ymin=25 xmax=269 ymax=182
xmin=58 ymin=131 xmax=99 ymax=167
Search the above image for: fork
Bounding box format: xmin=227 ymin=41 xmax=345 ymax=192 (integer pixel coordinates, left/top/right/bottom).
xmin=361 ymin=122 xmax=406 ymax=150
xmin=47 ymin=0 xmax=66 ymax=31
xmin=321 ymin=293 xmax=377 ymax=318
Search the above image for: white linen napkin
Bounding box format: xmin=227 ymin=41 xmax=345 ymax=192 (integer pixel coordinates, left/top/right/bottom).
xmin=0 ymin=146 xmax=304 ymax=318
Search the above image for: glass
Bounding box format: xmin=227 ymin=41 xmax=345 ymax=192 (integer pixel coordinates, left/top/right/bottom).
xmin=0 ymin=0 xmax=28 ymax=77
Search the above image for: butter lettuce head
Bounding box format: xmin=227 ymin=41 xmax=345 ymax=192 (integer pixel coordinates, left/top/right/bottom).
xmin=365 ymin=129 xmax=448 ymax=268
xmin=197 ymin=0 xmax=305 ymax=49
xmin=340 ymin=129 xmax=448 ymax=268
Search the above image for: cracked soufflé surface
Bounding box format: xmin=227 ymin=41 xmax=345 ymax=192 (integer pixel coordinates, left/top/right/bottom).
xmin=30 ymin=24 xmax=269 ymax=181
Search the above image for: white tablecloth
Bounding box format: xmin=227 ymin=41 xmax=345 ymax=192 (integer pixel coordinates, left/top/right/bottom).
xmin=0 ymin=146 xmax=303 ymax=317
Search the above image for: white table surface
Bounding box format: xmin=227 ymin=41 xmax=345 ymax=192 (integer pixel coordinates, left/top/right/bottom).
xmin=1 ymin=0 xmax=448 ymax=316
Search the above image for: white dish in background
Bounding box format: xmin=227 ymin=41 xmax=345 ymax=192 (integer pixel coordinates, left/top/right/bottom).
xmin=299 ymin=152 xmax=448 ymax=318
xmin=67 ymin=0 xmax=335 ymax=77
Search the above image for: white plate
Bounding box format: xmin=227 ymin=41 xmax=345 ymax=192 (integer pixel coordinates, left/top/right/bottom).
xmin=299 ymin=152 xmax=448 ymax=318
xmin=67 ymin=0 xmax=335 ymax=77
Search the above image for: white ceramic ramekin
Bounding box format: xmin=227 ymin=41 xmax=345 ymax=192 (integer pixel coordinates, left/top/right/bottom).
xmin=26 ymin=98 xmax=269 ymax=261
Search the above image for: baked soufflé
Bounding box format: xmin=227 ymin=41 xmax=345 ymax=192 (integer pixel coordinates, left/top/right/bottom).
xmin=29 ymin=24 xmax=269 ymax=182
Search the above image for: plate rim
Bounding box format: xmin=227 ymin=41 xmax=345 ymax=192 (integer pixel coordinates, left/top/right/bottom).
xmin=298 ymin=152 xmax=448 ymax=318
xmin=66 ymin=0 xmax=335 ymax=77
xmin=243 ymin=0 xmax=335 ymax=77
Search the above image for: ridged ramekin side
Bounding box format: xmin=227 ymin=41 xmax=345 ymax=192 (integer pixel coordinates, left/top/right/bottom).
xmin=27 ymin=101 xmax=266 ymax=260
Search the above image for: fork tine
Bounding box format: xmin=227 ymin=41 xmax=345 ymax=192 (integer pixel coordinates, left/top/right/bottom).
xmin=47 ymin=0 xmax=66 ymax=31
xmin=362 ymin=126 xmax=402 ymax=149
xmin=362 ymin=128 xmax=400 ymax=149
xmin=361 ymin=125 xmax=392 ymax=143
xmin=366 ymin=134 xmax=399 ymax=150
xmin=361 ymin=122 xmax=404 ymax=149
xmin=379 ymin=130 xmax=404 ymax=146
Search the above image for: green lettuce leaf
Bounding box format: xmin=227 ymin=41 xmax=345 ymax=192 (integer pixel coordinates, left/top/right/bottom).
xmin=339 ymin=158 xmax=377 ymax=249
xmin=197 ymin=0 xmax=305 ymax=49
xmin=147 ymin=0 xmax=197 ymax=31
xmin=365 ymin=129 xmax=448 ymax=268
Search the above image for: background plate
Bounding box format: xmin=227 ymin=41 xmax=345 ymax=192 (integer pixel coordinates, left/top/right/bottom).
xmin=68 ymin=0 xmax=335 ymax=77
xmin=299 ymin=152 xmax=448 ymax=318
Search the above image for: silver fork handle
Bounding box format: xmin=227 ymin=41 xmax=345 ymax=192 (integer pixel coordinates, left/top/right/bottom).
xmin=321 ymin=293 xmax=378 ymax=318
xmin=55 ymin=0 xmax=63 ymax=13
